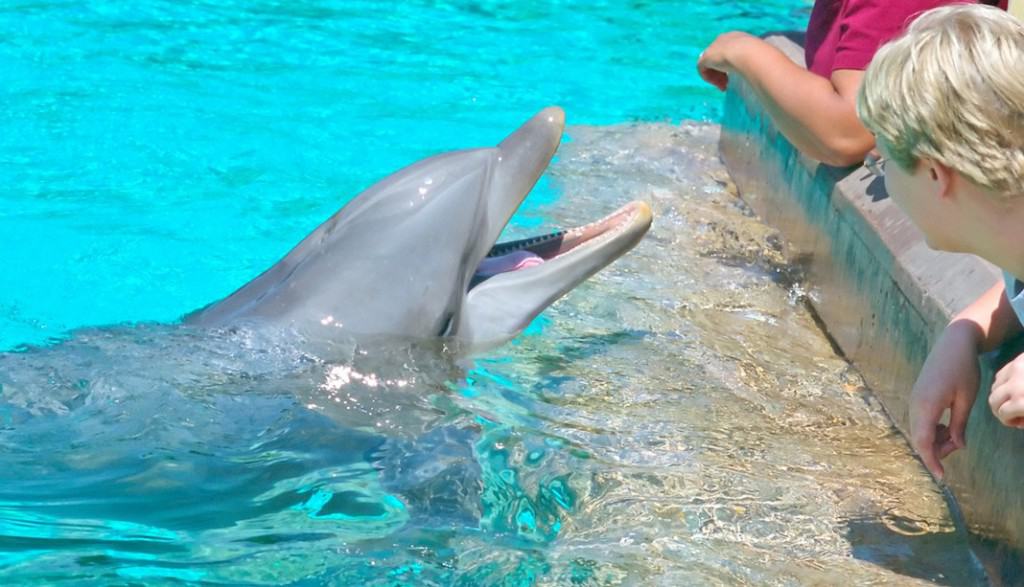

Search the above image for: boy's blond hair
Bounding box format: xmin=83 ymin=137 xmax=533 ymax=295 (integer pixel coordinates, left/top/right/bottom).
xmin=857 ymin=4 xmax=1024 ymax=197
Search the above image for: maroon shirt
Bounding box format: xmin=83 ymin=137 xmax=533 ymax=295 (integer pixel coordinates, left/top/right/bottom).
xmin=804 ymin=0 xmax=987 ymax=78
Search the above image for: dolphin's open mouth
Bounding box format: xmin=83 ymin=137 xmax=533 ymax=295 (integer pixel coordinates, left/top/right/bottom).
xmin=470 ymin=201 xmax=649 ymax=289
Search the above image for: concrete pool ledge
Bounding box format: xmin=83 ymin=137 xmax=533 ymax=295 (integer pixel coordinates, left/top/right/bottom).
xmin=717 ymin=34 xmax=1024 ymax=575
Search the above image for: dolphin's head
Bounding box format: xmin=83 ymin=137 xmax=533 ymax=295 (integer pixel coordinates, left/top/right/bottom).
xmin=188 ymin=107 xmax=651 ymax=347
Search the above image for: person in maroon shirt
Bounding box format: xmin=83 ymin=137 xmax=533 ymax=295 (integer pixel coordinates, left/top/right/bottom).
xmin=696 ymin=0 xmax=1003 ymax=167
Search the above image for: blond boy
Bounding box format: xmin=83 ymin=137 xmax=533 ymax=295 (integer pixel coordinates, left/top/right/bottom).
xmin=857 ymin=4 xmax=1024 ymax=479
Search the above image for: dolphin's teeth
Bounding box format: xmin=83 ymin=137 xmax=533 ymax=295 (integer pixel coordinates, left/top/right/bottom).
xmin=486 ymin=229 xmax=567 ymax=258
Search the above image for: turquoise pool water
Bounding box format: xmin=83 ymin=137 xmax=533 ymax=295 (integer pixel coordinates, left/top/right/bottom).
xmin=2 ymin=1 xmax=988 ymax=585
xmin=0 ymin=0 xmax=808 ymax=351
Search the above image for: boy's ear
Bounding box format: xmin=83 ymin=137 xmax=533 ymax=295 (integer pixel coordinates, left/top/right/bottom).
xmin=928 ymin=160 xmax=956 ymax=200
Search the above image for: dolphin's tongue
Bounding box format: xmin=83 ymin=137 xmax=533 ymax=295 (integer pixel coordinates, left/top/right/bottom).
xmin=475 ymin=250 xmax=545 ymax=277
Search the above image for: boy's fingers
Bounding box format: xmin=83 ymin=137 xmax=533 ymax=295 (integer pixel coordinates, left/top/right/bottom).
xmin=910 ymin=399 xmax=950 ymax=479
xmin=918 ymin=441 xmax=945 ymax=480
xmin=997 ymin=398 xmax=1024 ymax=427
xmin=994 ymin=359 xmax=1012 ymax=383
xmin=992 ymin=359 xmax=1022 ymax=399
xmin=948 ymin=393 xmax=971 ymax=448
xmin=991 ymin=361 xmax=1024 ymax=421
xmin=910 ymin=421 xmax=941 ymax=478
xmin=909 ymin=397 xmax=940 ymax=448
xmin=936 ymin=423 xmax=960 ymax=459
xmin=989 ymin=380 xmax=1010 ymax=413
xmin=937 ymin=439 xmax=959 ymax=460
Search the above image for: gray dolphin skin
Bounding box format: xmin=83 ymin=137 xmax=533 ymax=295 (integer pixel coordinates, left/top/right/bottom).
xmin=187 ymin=106 xmax=652 ymax=346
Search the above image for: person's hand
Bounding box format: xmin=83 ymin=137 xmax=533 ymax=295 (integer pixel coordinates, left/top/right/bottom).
xmin=909 ymin=322 xmax=981 ymax=480
xmin=696 ymin=32 xmax=758 ymax=91
xmin=989 ymin=353 xmax=1024 ymax=428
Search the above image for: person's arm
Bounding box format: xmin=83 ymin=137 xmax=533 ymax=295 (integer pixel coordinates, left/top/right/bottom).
xmin=910 ymin=281 xmax=1022 ymax=479
xmin=697 ymin=32 xmax=875 ymax=167
xmin=954 ymin=281 xmax=1024 ymax=354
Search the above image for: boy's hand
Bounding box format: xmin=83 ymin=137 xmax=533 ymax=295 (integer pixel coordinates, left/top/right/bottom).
xmin=697 ymin=32 xmax=759 ymax=91
xmin=989 ymin=353 xmax=1024 ymax=428
xmin=909 ymin=323 xmax=981 ymax=480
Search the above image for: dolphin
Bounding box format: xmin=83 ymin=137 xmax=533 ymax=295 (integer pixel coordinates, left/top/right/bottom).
xmin=187 ymin=106 xmax=652 ymax=346
xmin=0 ymin=108 xmax=654 ymax=580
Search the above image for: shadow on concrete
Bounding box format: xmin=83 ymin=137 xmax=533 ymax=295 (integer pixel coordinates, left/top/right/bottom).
xmin=865 ymin=175 xmax=889 ymax=202
xmin=844 ymin=515 xmax=989 ymax=585
xmin=966 ymin=533 xmax=1024 ymax=587
xmin=812 ymin=161 xmax=856 ymax=188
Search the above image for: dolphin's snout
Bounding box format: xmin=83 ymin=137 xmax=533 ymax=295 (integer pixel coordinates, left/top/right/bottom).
xmin=539 ymin=106 xmax=566 ymax=137
xmin=633 ymin=201 xmax=653 ymax=231
xmin=497 ymin=106 xmax=565 ymax=158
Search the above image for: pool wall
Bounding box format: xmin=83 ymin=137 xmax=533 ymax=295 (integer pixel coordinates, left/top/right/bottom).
xmin=717 ymin=34 xmax=1024 ymax=573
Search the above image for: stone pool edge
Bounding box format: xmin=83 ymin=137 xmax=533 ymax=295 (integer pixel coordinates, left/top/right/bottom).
xmin=717 ymin=34 xmax=1024 ymax=580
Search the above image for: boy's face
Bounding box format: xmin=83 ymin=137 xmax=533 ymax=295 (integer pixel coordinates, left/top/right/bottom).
xmin=874 ymin=143 xmax=961 ymax=252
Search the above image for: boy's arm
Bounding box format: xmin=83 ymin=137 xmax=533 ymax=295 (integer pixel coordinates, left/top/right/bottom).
xmin=911 ymin=281 xmax=1022 ymax=479
xmin=697 ymin=32 xmax=875 ymax=167
xmin=960 ymin=280 xmax=1024 ymax=354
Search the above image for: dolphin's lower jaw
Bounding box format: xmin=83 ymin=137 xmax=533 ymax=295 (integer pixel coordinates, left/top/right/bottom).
xmin=476 ymin=201 xmax=651 ymax=278
xmin=457 ymin=201 xmax=653 ymax=346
